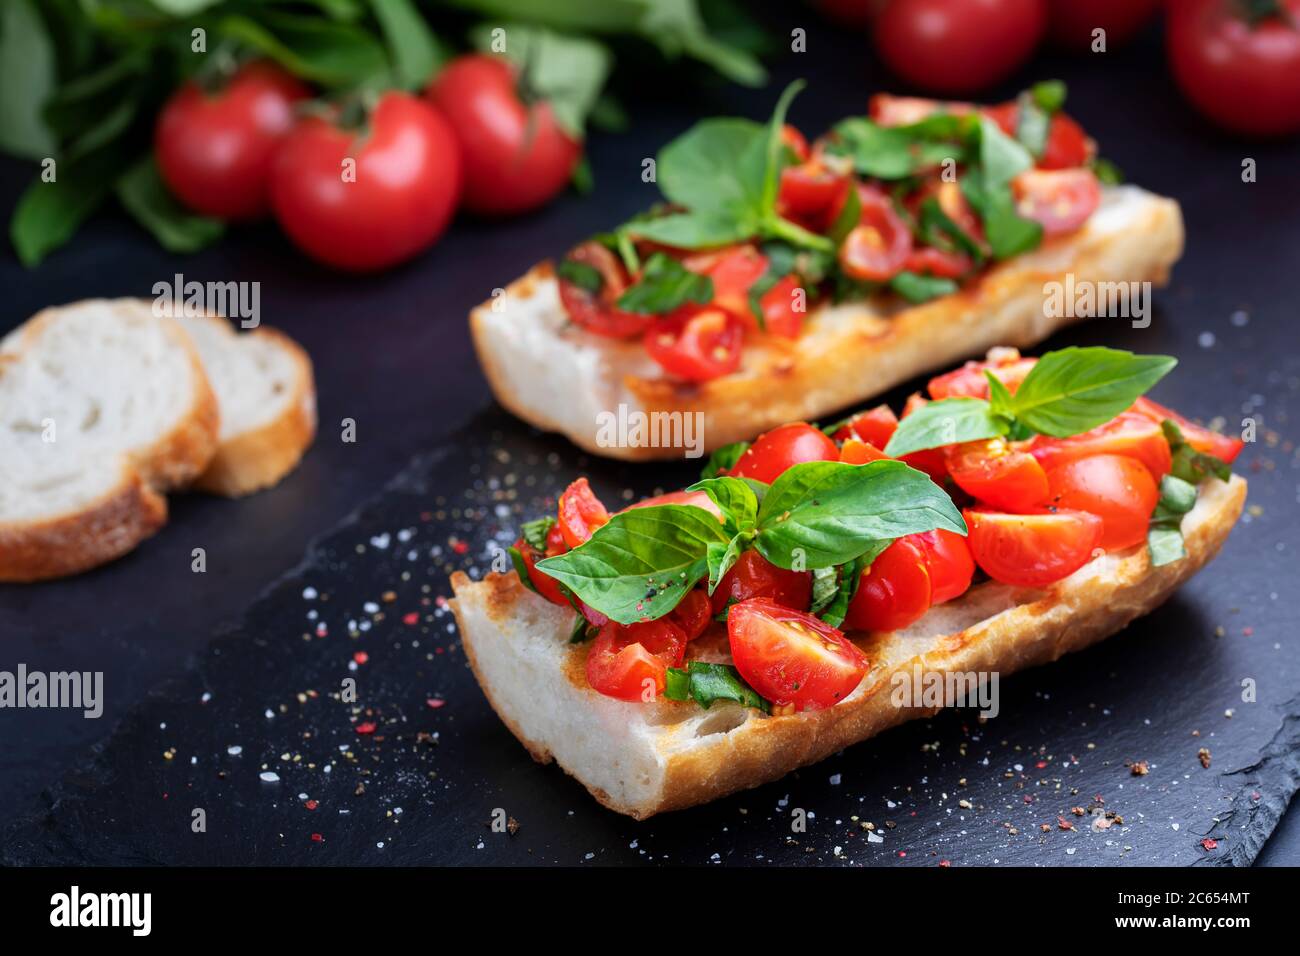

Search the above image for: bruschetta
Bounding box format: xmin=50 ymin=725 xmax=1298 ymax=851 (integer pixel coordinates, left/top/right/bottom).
xmin=470 ymin=82 xmax=1184 ymax=460
xmin=450 ymin=347 xmax=1246 ymax=818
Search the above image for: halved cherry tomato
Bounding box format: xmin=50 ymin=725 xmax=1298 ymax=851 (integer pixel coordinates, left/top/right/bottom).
xmin=1028 ymin=410 xmax=1172 ymax=481
xmin=558 ymin=477 xmax=610 ymax=548
xmin=728 ymin=598 xmax=869 ymax=711
xmin=846 ymin=536 xmax=932 ymax=633
xmin=869 ymin=94 xmax=975 ymax=127
xmin=839 ymin=185 xmax=912 ymax=281
xmin=984 ymin=103 xmax=1094 ymax=170
xmin=729 ymin=422 xmax=840 ymax=484
xmin=946 ymin=438 xmax=1050 ymax=511
xmin=586 ymin=619 xmax=687 ymax=702
xmin=780 ymin=124 xmax=811 ymax=161
xmin=1012 ymin=168 xmax=1102 ymax=237
xmin=687 ymin=245 xmax=768 ymax=327
xmin=557 ymin=242 xmax=649 ymax=338
xmin=1046 ymin=454 xmax=1159 ymax=552
xmin=912 ymin=528 xmax=975 ymax=604
xmin=906 ymin=178 xmax=985 ymax=246
xmin=1132 ymin=397 xmax=1244 ymax=464
xmin=928 ymin=352 xmax=1037 ymax=399
xmin=903 ymin=246 xmax=973 ymax=278
xmin=833 ymin=403 xmax=899 ymax=448
xmin=965 ymin=507 xmax=1104 ymax=587
xmin=644 ymin=307 xmax=744 ymax=382
xmin=840 ymin=438 xmax=889 ymax=464
xmin=513 ymin=536 xmax=570 ymax=607
xmin=626 ymin=489 xmax=724 ymax=520
xmin=778 ymin=160 xmax=852 ymax=226
xmin=758 ymin=274 xmax=804 ymax=339
xmin=710 ymin=550 xmax=813 ymax=616
xmin=669 ymin=588 xmax=712 ymax=641
xmin=898 ymin=392 xmax=949 ymax=480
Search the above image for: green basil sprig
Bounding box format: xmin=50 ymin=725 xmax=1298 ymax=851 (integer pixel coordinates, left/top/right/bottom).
xmin=1164 ymin=420 xmax=1232 ymax=484
xmin=616 ymin=252 xmax=713 ymax=315
xmin=1147 ymin=474 xmax=1198 ymax=567
xmin=664 ymin=661 xmax=769 ymax=712
xmin=884 ymin=347 xmax=1178 ymax=457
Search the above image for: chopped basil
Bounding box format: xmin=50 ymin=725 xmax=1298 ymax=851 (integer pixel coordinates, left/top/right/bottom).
xmin=616 ymin=252 xmax=713 ymax=315
xmin=1030 ymin=79 xmax=1067 ymax=113
xmin=1164 ymin=420 xmax=1233 ymax=484
xmin=663 ymin=661 xmax=769 ymax=712
xmin=556 ymin=258 xmax=603 ymax=293
xmin=817 ymin=543 xmax=889 ymax=628
xmin=1147 ymin=474 xmax=1199 ymax=567
xmin=890 ymin=271 xmax=959 ymax=304
xmin=520 ymin=516 xmax=556 ymax=553
xmin=1092 ymin=156 xmax=1124 ymax=185
xmin=809 ymin=566 xmax=840 ymax=614
xmin=1014 ymin=93 xmax=1051 ymax=159
xmin=507 ymin=545 xmax=537 ymax=595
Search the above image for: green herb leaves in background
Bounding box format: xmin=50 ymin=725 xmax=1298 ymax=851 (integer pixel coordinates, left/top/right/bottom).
xmin=884 ymin=347 xmax=1177 ymax=457
xmin=116 ymin=156 xmax=225 ymax=252
xmin=0 ymin=0 xmax=58 ymax=160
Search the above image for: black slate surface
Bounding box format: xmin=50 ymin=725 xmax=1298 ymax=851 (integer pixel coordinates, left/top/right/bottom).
xmin=3 ymin=12 xmax=1300 ymax=865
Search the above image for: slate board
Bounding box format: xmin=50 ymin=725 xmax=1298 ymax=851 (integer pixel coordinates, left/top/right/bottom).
xmin=5 ymin=372 xmax=1299 ymax=866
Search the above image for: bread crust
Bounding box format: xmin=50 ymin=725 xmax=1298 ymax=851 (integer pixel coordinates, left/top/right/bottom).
xmin=192 ymin=327 xmax=318 ymax=497
xmin=471 ymin=188 xmax=1184 ymax=460
xmin=451 ymin=475 xmax=1244 ymax=819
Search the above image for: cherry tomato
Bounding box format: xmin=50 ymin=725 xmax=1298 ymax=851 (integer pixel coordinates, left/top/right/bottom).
xmin=1132 ymin=397 xmax=1244 ymax=464
xmin=913 ymin=528 xmax=975 ymax=604
xmin=1046 ymin=0 xmax=1160 ymax=51
xmin=873 ymin=0 xmax=1048 ymax=95
xmin=728 ymin=598 xmax=869 ymax=711
xmin=780 ymin=124 xmax=812 ymax=161
xmin=427 ymin=54 xmax=580 ymax=216
xmin=626 ymin=489 xmax=723 ymax=520
xmin=269 ymin=93 xmax=461 ymax=271
xmin=688 ymin=245 xmax=769 ymax=327
xmin=585 ymin=619 xmax=687 ymax=702
xmin=513 ymin=536 xmax=569 ymax=606
xmin=777 ymin=160 xmax=852 ymax=226
xmin=984 ymin=102 xmax=1094 ymax=170
xmin=904 ymin=246 xmax=973 ymax=279
xmin=839 ymin=438 xmax=889 ymax=464
xmin=846 ymin=536 xmax=932 ymax=632
xmin=729 ymin=423 xmax=840 ymax=484
xmin=1012 ymin=168 xmax=1102 ymax=237
xmin=643 ymin=307 xmax=744 ymax=382
xmin=1046 ymin=454 xmax=1159 ymax=552
xmin=669 ymin=588 xmax=712 ymax=641
xmin=758 ymin=274 xmax=805 ymax=339
xmin=557 ymin=241 xmax=649 ymax=338
xmin=834 ymin=403 xmax=900 ymax=448
xmin=155 ymin=61 xmax=309 ymax=221
xmin=946 ymin=438 xmax=1050 ymax=511
xmin=965 ymin=507 xmax=1103 ymax=587
xmin=869 ymin=94 xmax=975 ymax=126
xmin=710 ymin=550 xmax=813 ymax=616
xmin=1028 ymin=410 xmax=1173 ymax=481
xmin=1167 ymin=0 xmax=1300 ymax=138
xmin=839 ymin=184 xmax=912 ymax=281
xmin=558 ymin=477 xmax=610 ymax=548
xmin=928 ymin=353 xmax=1037 ymax=399
xmin=897 ymin=392 xmax=949 ymax=480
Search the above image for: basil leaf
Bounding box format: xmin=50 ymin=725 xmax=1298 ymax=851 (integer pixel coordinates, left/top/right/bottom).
xmin=216 ymin=12 xmax=390 ymax=87
xmin=754 ymin=460 xmax=965 ymax=570
xmin=831 ymin=118 xmax=920 ymax=179
xmin=536 ymin=504 xmax=729 ymax=624
xmin=1163 ymin=420 xmax=1233 ymax=484
xmin=520 ymin=516 xmax=556 ymax=553
xmin=568 ymin=613 xmax=597 ymax=644
xmin=0 ymin=0 xmax=57 ymax=160
xmin=508 ymin=545 xmax=538 ymax=595
xmin=883 ymin=397 xmax=1008 ymax=457
xmin=663 ymin=662 xmax=769 ymax=712
xmin=1031 ymin=79 xmax=1067 ymax=113
xmin=818 ymin=542 xmax=889 ymax=628
xmin=977 ymin=115 xmax=1035 ymax=188
xmin=686 ymin=476 xmax=758 ymax=533
xmin=616 ymin=252 xmax=713 ymax=315
xmin=890 ymin=271 xmax=958 ymax=304
xmin=700 ymin=441 xmax=749 ymax=479
xmin=1092 ymin=156 xmax=1124 ymax=185
xmin=655 ymin=115 xmax=767 ymax=224
xmin=1008 ymin=347 xmax=1177 ymax=437
xmin=1015 ymin=94 xmax=1051 ymax=159
xmin=917 ymin=196 xmax=985 ymax=263
xmin=964 ymin=175 xmax=1043 ymax=260
xmin=1147 ymin=474 xmax=1198 ymax=568
xmin=985 ymin=371 xmax=1016 ymax=418
xmin=556 ymin=257 xmax=603 ymax=293
xmin=705 ymin=536 xmax=744 ymax=594
xmin=809 ymin=566 xmax=839 ymax=615
xmin=10 ymin=144 xmax=128 ymax=267
xmin=624 ymin=210 xmax=755 ymax=249
xmin=372 ymin=0 xmax=443 ymax=90
xmin=116 ymin=156 xmax=224 ymax=253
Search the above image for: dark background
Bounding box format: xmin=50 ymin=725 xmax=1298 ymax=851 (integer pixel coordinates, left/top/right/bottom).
xmin=2 ymin=12 xmax=1298 ymax=864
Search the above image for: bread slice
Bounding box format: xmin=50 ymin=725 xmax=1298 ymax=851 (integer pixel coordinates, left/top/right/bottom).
xmin=172 ymin=312 xmax=317 ymax=497
xmin=471 ymin=185 xmax=1184 ymax=460
xmin=0 ymin=299 xmax=219 ymax=581
xmin=450 ymin=474 xmax=1245 ymax=819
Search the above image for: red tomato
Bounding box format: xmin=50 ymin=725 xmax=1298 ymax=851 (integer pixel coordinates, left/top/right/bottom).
xmin=710 ymin=550 xmax=813 ymax=616
xmin=904 ymin=246 xmax=973 ymax=278
xmin=269 ymin=93 xmax=461 ymax=271
xmin=643 ymin=308 xmax=744 ymax=382
xmin=689 ymin=245 xmax=768 ymax=327
xmin=1167 ymin=0 xmax=1300 ymax=137
xmin=834 ymin=403 xmax=899 ymax=448
xmin=1012 ymin=168 xmax=1102 ymax=236
xmin=427 ymin=54 xmax=580 ymax=216
xmin=873 ymin=0 xmax=1048 ymax=95
xmin=846 ymin=536 xmax=932 ymax=632
xmin=155 ymin=61 xmax=309 ymax=221
xmin=558 ymin=477 xmax=610 ymax=548
xmin=780 ymin=124 xmax=812 ymax=161
xmin=1132 ymin=397 xmax=1244 ymax=464
xmin=946 ymin=438 xmax=1050 ymax=511
xmin=557 ymin=241 xmax=649 ymax=338
xmin=1046 ymin=0 xmax=1160 ymax=51
xmin=669 ymin=588 xmax=712 ymax=641
xmin=897 ymin=392 xmax=949 ymax=480
xmin=913 ymin=528 xmax=975 ymax=604
xmin=1046 ymin=454 xmax=1159 ymax=552
xmin=729 ymin=422 xmax=840 ymax=484
xmin=513 ymin=536 xmax=569 ymax=607
xmin=1028 ymin=410 xmax=1173 ymax=481
xmin=965 ymin=507 xmax=1103 ymax=587
xmin=839 ymin=184 xmax=912 ymax=281
xmin=758 ymin=274 xmax=805 ymax=339
xmin=984 ymin=102 xmax=1094 ymax=170
xmin=777 ymin=161 xmax=852 ymax=226
xmin=869 ymin=94 xmax=974 ymax=126
xmin=728 ymin=598 xmax=869 ymax=711
xmin=839 ymin=438 xmax=889 ymax=464
xmin=585 ymin=619 xmax=687 ymax=702
xmin=626 ymin=489 xmax=724 ymax=520
xmin=928 ymin=354 xmax=1037 ymax=399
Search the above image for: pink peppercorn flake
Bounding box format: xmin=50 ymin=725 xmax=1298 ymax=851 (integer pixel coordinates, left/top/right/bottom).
xmin=353 ymin=651 xmax=369 ymax=665
xmin=403 ymin=612 xmax=419 ymax=626
xmin=311 ymin=833 xmax=323 ymax=843
xmin=1201 ymin=838 xmax=1218 ymax=851
xmin=305 ymin=799 xmax=318 ymax=811
xmin=426 ymin=698 xmax=446 ymax=709
xmin=355 ymin=721 xmax=377 ymax=735
xmin=452 ymin=540 xmax=469 ymax=555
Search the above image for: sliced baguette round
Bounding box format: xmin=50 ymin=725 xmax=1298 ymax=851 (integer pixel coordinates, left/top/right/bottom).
xmin=471 ymin=185 xmax=1184 ymax=460
xmin=450 ymin=474 xmax=1245 ymax=819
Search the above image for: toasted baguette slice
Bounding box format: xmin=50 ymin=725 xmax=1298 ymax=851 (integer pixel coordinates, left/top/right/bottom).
xmin=451 ymin=475 xmax=1245 ymax=819
xmin=471 ymin=185 xmax=1184 ymax=460
xmin=0 ymin=299 xmax=219 ymax=581
xmin=170 ymin=311 xmax=317 ymax=497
